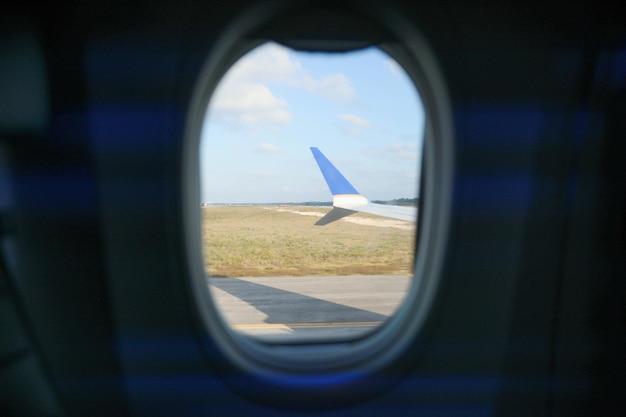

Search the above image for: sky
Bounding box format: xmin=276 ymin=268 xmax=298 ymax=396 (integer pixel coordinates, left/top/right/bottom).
xmin=200 ymin=42 xmax=425 ymax=204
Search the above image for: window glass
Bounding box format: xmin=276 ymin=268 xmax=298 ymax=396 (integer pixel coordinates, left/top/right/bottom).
xmin=200 ymin=42 xmax=424 ymax=342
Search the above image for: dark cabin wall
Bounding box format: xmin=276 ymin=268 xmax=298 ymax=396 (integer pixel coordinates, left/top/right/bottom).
xmin=0 ymin=1 xmax=624 ymax=416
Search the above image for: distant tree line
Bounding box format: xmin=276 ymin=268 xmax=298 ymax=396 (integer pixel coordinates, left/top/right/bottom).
xmin=300 ymin=201 xmax=333 ymax=207
xmin=298 ymin=198 xmax=418 ymax=207
xmin=371 ymin=197 xmax=419 ymax=206
xmin=202 ymin=198 xmax=418 ymax=207
xmin=267 ymin=198 xmax=419 ymax=207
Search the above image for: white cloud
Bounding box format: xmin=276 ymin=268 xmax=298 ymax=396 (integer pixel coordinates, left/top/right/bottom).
xmin=300 ymin=73 xmax=356 ymax=103
xmin=253 ymin=170 xmax=278 ymax=177
xmin=388 ymin=143 xmax=420 ymax=160
xmin=208 ymin=42 xmax=361 ymax=130
xmin=224 ymin=43 xmax=302 ymax=84
xmin=255 ymin=142 xmax=283 ymax=154
xmin=361 ymin=143 xmax=421 ymax=160
xmin=211 ymin=83 xmax=291 ymax=127
xmin=338 ymin=114 xmax=370 ymax=127
xmin=337 ymin=114 xmax=371 ymax=137
xmin=385 ymin=59 xmax=405 ymax=79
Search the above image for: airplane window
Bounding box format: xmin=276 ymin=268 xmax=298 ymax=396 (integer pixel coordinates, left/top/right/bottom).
xmin=199 ymin=42 xmax=424 ymax=343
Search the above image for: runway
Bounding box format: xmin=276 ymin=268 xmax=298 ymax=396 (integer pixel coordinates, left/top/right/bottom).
xmin=208 ymin=275 xmax=412 ymax=342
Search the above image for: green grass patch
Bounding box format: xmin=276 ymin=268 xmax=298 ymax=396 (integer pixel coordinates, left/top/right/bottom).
xmin=203 ymin=206 xmax=415 ymax=277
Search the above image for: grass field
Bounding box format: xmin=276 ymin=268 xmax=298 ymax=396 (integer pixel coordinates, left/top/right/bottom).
xmin=202 ymin=206 xmax=416 ymax=277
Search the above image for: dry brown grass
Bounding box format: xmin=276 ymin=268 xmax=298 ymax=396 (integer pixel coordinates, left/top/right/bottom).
xmin=202 ymin=206 xmax=415 ymax=277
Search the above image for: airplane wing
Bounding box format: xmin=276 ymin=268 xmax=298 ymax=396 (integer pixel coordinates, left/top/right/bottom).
xmin=310 ymin=147 xmax=417 ymax=225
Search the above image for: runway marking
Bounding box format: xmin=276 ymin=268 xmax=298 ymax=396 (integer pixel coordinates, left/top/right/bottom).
xmin=230 ymin=321 xmax=384 ymax=329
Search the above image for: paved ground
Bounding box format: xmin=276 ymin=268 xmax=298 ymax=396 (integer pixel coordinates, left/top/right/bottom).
xmin=208 ymin=275 xmax=412 ymax=342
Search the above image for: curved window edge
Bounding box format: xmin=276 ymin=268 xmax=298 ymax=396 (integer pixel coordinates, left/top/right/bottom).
xmin=181 ymin=0 xmax=454 ymax=407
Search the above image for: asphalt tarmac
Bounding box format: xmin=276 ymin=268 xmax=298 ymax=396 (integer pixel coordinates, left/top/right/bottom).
xmin=208 ymin=275 xmax=412 ymax=342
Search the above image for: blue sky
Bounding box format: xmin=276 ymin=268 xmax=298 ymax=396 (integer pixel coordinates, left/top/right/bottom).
xmin=200 ymin=42 xmax=424 ymax=204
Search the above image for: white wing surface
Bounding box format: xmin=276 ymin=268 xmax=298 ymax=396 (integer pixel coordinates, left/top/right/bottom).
xmin=310 ymin=147 xmax=417 ymax=225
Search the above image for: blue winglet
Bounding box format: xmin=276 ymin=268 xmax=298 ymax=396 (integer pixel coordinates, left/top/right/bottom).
xmin=310 ymin=147 xmax=360 ymax=195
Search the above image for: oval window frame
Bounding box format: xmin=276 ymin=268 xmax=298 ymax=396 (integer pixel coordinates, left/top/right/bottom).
xmin=183 ymin=1 xmax=454 ymax=408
